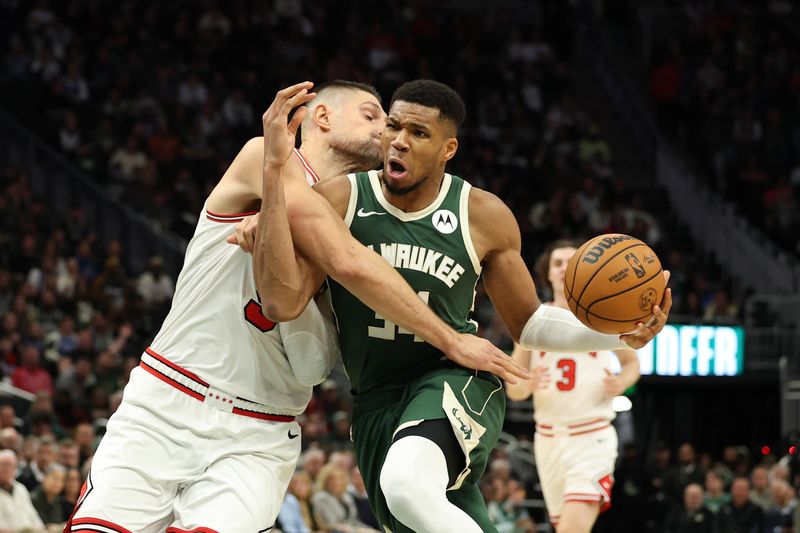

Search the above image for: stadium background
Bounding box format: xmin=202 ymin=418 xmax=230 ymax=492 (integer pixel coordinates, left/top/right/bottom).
xmin=0 ymin=0 xmax=798 ymax=531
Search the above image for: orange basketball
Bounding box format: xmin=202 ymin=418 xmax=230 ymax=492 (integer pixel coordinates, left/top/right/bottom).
xmin=564 ymin=234 xmax=665 ymax=334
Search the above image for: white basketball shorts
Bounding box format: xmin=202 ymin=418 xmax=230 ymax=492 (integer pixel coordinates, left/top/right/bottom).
xmin=534 ymin=422 xmax=617 ymax=525
xmin=67 ymin=354 xmax=301 ymax=533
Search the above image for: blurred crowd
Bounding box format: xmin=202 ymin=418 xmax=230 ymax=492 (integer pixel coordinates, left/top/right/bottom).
xmin=648 ymin=0 xmax=800 ymax=257
xmin=596 ymin=439 xmax=800 ymax=533
xmin=0 ymin=0 xmax=760 ymax=530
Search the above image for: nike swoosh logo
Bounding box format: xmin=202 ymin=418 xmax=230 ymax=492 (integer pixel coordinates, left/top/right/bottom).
xmin=288 ymin=430 xmax=299 ymax=439
xmin=357 ymin=208 xmax=386 ymax=217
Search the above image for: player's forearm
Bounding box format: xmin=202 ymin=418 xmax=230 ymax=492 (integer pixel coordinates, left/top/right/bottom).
xmin=332 ymin=244 xmax=459 ymax=353
xmin=505 ymin=343 xmax=532 ymax=401
xmin=616 ymin=351 xmax=641 ymax=391
xmin=519 ymin=305 xmax=628 ymax=353
xmin=254 ymin=161 xmax=306 ymax=321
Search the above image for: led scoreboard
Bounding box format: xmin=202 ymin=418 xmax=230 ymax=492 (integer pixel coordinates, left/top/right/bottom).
xmin=635 ymin=325 xmax=744 ymax=377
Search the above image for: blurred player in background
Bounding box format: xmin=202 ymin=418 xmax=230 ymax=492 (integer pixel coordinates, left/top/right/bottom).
xmin=506 ymin=240 xmax=642 ymax=532
xmin=67 ymin=81 xmax=520 ymax=533
xmin=241 ymin=79 xmax=669 ymax=532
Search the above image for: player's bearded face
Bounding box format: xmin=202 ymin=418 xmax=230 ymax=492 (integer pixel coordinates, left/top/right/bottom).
xmin=329 ymin=131 xmax=383 ymax=169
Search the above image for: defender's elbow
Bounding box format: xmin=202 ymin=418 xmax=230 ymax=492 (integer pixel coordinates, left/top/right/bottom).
xmin=262 ymin=299 xmax=303 ymax=322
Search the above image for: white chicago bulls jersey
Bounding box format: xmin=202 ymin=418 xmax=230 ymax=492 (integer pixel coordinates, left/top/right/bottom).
xmin=149 ymin=150 xmax=320 ymax=415
xmin=532 ymin=348 xmax=616 ymax=430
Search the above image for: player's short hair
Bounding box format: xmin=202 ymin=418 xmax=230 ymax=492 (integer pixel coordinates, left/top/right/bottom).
xmin=314 ymin=80 xmax=381 ymax=103
xmin=390 ymin=79 xmax=466 ymax=132
xmin=534 ymin=239 xmax=582 ymax=296
xmin=300 ymin=80 xmax=382 ymax=139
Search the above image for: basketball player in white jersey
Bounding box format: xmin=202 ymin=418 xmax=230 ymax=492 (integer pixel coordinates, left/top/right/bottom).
xmin=506 ymin=240 xmax=642 ymax=532
xmin=67 ymin=81 xmax=526 ymax=533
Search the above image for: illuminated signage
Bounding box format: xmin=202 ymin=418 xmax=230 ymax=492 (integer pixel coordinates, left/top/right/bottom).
xmin=635 ymin=325 xmax=744 ymax=377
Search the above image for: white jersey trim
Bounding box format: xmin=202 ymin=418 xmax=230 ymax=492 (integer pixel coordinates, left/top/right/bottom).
xmin=458 ymin=182 xmax=482 ymax=275
xmin=367 ymin=170 xmax=453 ymax=222
xmin=344 ymin=173 xmax=359 ymax=227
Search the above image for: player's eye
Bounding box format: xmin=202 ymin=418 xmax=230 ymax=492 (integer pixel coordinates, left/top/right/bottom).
xmin=364 ymin=114 xmax=374 ymax=121
xmin=386 ymin=122 xmax=399 ymax=130
xmin=415 ymin=130 xmax=427 ymax=138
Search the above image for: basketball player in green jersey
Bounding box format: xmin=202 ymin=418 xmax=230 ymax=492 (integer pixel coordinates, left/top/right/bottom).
xmin=241 ymin=80 xmax=672 ymax=532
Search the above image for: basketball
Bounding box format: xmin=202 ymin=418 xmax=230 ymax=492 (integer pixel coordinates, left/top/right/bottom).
xmin=564 ymin=234 xmax=665 ymax=334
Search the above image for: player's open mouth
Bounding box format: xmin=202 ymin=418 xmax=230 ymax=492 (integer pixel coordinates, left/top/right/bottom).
xmin=386 ymin=157 xmax=409 ymax=180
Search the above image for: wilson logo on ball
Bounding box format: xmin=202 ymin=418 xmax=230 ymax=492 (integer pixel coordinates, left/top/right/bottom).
xmin=581 ymin=235 xmax=635 ymax=264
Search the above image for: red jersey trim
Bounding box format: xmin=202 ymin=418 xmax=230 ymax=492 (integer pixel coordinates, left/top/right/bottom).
xmin=139 ymin=362 xmax=206 ymax=402
xmin=167 ymin=528 xmax=221 ymax=533
xmin=145 ymin=347 xmax=209 ymax=387
xmin=567 ymin=418 xmax=606 ymax=429
xmin=294 ymin=148 xmax=320 ymax=184
xmin=70 ymin=517 xmax=134 ymax=533
xmin=232 ymin=406 xmax=295 ymax=423
xmin=206 ymin=208 xmax=259 ymax=224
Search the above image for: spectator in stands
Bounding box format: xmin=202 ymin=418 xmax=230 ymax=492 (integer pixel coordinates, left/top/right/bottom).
xmin=30 ymin=462 xmax=67 ymax=525
xmin=0 ymin=449 xmax=45 ymax=531
xmin=751 ymin=465 xmax=775 ymax=512
xmin=17 ymin=434 xmax=57 ymax=491
xmin=323 ymin=411 xmax=354 ymax=452
xmin=278 ymin=470 xmax=318 ymax=533
xmin=486 ymin=476 xmax=536 ymax=533
xmin=0 ymin=404 xmax=18 ymax=431
xmin=0 ymin=427 xmax=22 ymax=460
xmin=57 ymin=438 xmax=80 ymax=470
xmin=11 ymin=344 xmax=54 ymax=396
xmin=72 ymin=421 xmax=95 ymax=466
xmin=704 ymin=467 xmax=731 ymax=514
xmin=669 ymin=443 xmax=708 ymax=501
xmin=664 ymin=483 xmax=715 ymax=533
xmin=136 ymin=256 xmax=174 ymax=308
xmin=349 ymin=465 xmax=380 ymax=530
xmin=62 ymin=467 xmax=82 ymax=517
xmin=109 ymin=136 xmax=148 ymax=186
xmin=764 ymin=479 xmax=796 ymax=532
xmin=302 ymin=448 xmax=327 ymax=484
xmin=716 ymin=477 xmax=764 ymax=533
xmin=312 ymin=463 xmax=380 ymax=533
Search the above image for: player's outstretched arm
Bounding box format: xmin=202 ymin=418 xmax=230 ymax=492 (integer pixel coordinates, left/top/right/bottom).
xmin=471 ymin=188 xmax=670 ymax=352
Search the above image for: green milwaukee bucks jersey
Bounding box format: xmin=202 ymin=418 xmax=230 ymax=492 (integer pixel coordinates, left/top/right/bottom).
xmin=328 ymin=170 xmax=482 ymax=395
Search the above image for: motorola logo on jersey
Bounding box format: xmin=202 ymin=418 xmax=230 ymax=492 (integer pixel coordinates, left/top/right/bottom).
xmin=432 ymin=209 xmax=458 ymax=234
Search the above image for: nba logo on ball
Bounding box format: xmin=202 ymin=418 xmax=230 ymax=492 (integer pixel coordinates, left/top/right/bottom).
xmin=432 ymin=209 xmax=458 ymax=234
xmin=625 ymin=252 xmax=646 ymax=278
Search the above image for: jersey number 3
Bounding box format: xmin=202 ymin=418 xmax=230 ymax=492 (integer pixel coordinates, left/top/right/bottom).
xmin=555 ymin=358 xmax=576 ymax=391
xmin=244 ymin=298 xmax=277 ymax=332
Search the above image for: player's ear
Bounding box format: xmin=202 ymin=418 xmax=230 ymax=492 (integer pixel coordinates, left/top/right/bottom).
xmin=312 ymin=103 xmax=332 ymax=133
xmin=442 ymin=137 xmax=458 ymax=162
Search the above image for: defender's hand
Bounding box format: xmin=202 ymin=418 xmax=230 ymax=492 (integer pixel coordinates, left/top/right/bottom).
xmin=603 ymin=369 xmax=625 ymax=397
xmin=620 ymin=271 xmax=672 ymax=350
xmin=527 ymin=366 xmax=552 ymax=392
xmin=445 ymin=334 xmax=529 ymax=384
xmin=262 ymin=81 xmax=317 ymax=167
xmin=226 ymin=213 xmax=260 ymax=253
